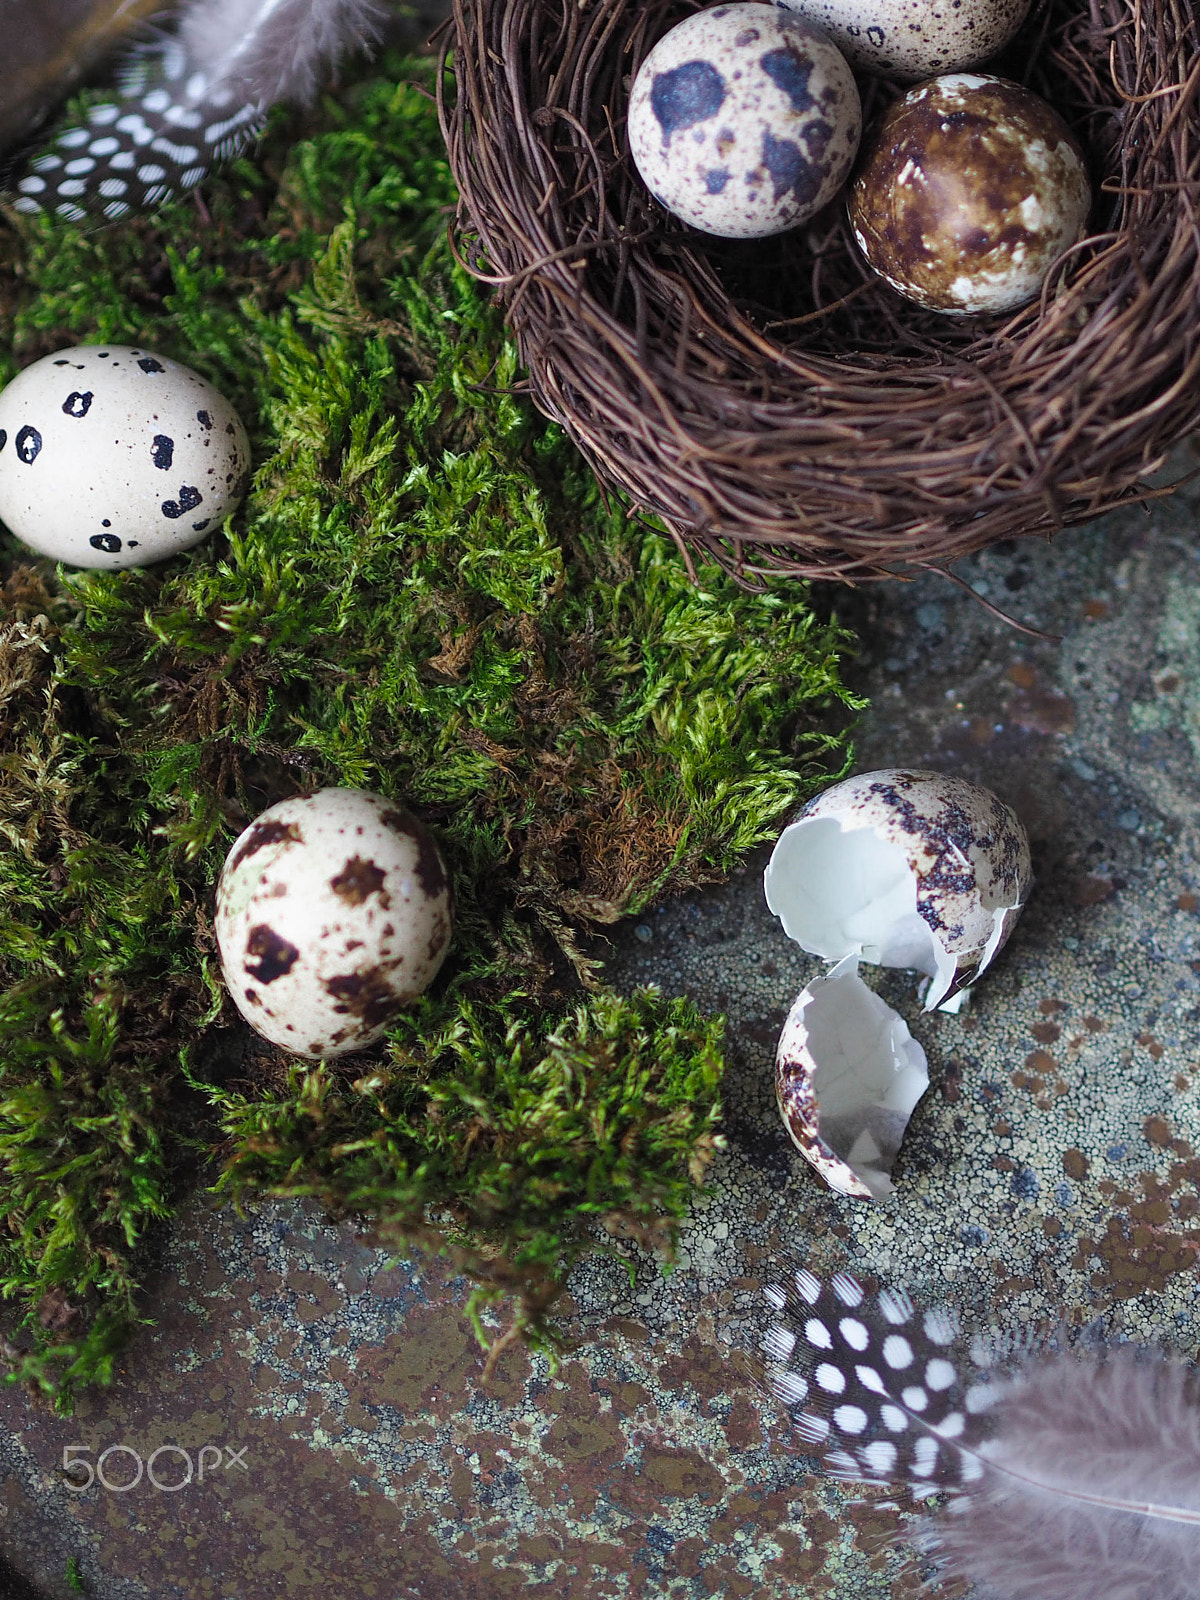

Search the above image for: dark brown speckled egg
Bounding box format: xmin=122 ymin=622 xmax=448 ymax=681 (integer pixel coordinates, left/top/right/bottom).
xmin=848 ymin=73 xmax=1091 ymax=315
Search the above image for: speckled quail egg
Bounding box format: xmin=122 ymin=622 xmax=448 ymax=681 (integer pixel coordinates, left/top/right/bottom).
xmin=764 ymin=768 xmax=1030 ymax=1199
xmin=775 ymin=0 xmax=1031 ymax=81
xmin=215 ymin=789 xmax=453 ymax=1059
xmin=848 ymin=74 xmax=1092 ymax=315
xmin=0 ymin=344 xmax=249 ymax=568
xmin=627 ymin=3 xmax=861 ymax=238
xmin=775 ymin=956 xmax=929 ymax=1199
xmin=764 ymin=767 xmax=1032 ymax=1011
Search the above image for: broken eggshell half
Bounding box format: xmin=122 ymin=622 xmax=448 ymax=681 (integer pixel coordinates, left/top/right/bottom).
xmin=764 ymin=768 xmax=1032 ymax=1012
xmin=775 ymin=955 xmax=929 ymax=1199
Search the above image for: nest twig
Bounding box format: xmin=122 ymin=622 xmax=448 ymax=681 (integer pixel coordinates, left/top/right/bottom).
xmin=440 ymin=0 xmax=1200 ymax=582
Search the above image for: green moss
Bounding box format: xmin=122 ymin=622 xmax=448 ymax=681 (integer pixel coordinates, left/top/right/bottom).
xmin=0 ymin=58 xmax=862 ymax=1407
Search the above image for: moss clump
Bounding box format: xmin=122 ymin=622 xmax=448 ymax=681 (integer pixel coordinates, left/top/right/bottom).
xmin=205 ymin=989 xmax=726 ymax=1359
xmin=0 ymin=57 xmax=861 ymax=1407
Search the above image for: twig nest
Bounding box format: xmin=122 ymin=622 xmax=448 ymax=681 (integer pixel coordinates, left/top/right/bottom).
xmin=849 ymin=75 xmax=1092 ymax=315
xmin=0 ymin=345 xmax=249 ymax=568
xmin=215 ymin=789 xmax=453 ymax=1059
xmin=765 ymin=767 xmax=1031 ymax=1011
xmin=627 ymin=3 xmax=861 ymax=238
xmin=446 ymin=0 xmax=1200 ymax=573
xmin=775 ymin=956 xmax=929 ymax=1198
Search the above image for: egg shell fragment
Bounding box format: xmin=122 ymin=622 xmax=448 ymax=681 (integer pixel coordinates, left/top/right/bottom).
xmin=775 ymin=0 xmax=1031 ymax=82
xmin=776 ymin=956 xmax=930 ymax=1199
xmin=0 ymin=344 xmax=250 ymax=569
xmin=764 ymin=767 xmax=1031 ymax=1010
xmin=848 ymin=75 xmax=1092 ymax=316
xmin=627 ymin=3 xmax=861 ymax=239
xmin=215 ymin=789 xmax=453 ymax=1059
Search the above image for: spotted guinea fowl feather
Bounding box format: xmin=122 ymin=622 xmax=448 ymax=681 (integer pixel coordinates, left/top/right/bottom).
xmin=7 ymin=0 xmax=387 ymax=221
xmin=759 ymin=1266 xmax=1200 ymax=1600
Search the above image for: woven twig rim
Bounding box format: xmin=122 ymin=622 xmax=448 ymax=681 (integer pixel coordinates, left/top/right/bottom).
xmin=441 ymin=0 xmax=1200 ymax=581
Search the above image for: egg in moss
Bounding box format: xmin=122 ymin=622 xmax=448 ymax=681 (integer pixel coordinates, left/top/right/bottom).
xmin=215 ymin=789 xmax=453 ymax=1059
xmin=0 ymin=345 xmax=248 ymax=569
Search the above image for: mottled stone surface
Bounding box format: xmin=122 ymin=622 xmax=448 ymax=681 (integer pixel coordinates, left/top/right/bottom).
xmin=3 ymin=443 xmax=1200 ymax=1597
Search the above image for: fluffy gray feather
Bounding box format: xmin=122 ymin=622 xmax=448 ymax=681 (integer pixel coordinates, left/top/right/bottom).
xmin=174 ymin=0 xmax=389 ymax=113
xmin=933 ymin=1351 xmax=1200 ymax=1600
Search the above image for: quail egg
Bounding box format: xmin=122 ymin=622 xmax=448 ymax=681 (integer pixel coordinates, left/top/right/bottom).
xmin=775 ymin=0 xmax=1031 ymax=81
xmin=215 ymin=788 xmax=453 ymax=1059
xmin=775 ymin=956 xmax=930 ymax=1199
xmin=848 ymin=74 xmax=1092 ymax=315
xmin=763 ymin=767 xmax=1031 ymax=1199
xmin=627 ymin=3 xmax=861 ymax=238
xmin=0 ymin=344 xmax=249 ymax=568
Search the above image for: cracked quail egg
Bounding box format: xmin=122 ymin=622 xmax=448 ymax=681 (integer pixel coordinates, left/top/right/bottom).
xmin=215 ymin=789 xmax=453 ymax=1059
xmin=775 ymin=0 xmax=1031 ymax=81
xmin=848 ymin=74 xmax=1092 ymax=315
xmin=763 ymin=768 xmax=1031 ymax=1198
xmin=765 ymin=767 xmax=1032 ymax=1011
xmin=627 ymin=3 xmax=861 ymax=239
xmin=0 ymin=344 xmax=249 ymax=569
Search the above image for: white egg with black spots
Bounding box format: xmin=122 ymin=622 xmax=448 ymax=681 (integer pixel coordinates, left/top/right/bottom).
xmin=215 ymin=789 xmax=454 ymax=1059
xmin=775 ymin=0 xmax=1031 ymax=80
xmin=0 ymin=344 xmax=249 ymax=569
xmin=627 ymin=3 xmax=861 ymax=238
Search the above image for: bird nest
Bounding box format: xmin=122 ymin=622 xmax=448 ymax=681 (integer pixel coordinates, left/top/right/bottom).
xmin=439 ymin=0 xmax=1200 ymax=583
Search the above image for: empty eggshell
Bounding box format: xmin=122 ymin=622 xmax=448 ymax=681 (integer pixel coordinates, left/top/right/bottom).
xmin=215 ymin=788 xmax=453 ymax=1059
xmin=775 ymin=955 xmax=930 ymax=1199
xmin=764 ymin=768 xmax=1031 ymax=1011
xmin=0 ymin=344 xmax=249 ymax=569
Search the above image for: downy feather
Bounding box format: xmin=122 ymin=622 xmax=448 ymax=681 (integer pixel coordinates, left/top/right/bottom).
xmin=758 ymin=1266 xmax=1200 ymax=1600
xmin=7 ymin=0 xmax=388 ymax=220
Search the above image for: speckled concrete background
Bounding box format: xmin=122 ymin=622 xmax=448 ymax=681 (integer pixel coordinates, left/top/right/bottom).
xmin=2 ymin=445 xmax=1200 ymax=1598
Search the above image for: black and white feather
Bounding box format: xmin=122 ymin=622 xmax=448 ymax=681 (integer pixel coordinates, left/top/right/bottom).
xmin=760 ymin=1266 xmax=1200 ymax=1600
xmin=8 ymin=0 xmax=388 ymax=221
